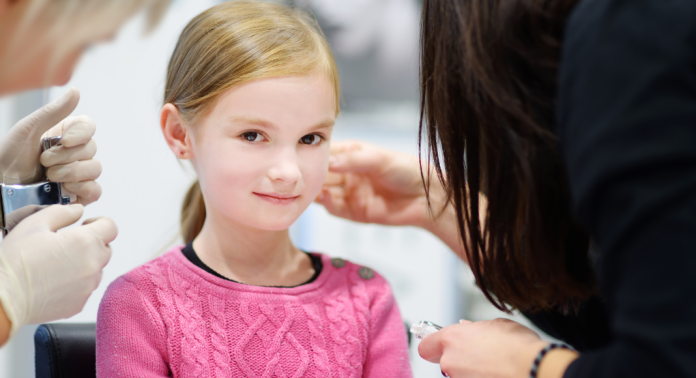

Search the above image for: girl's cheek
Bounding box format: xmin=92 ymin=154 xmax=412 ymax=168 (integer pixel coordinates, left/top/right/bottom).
xmin=300 ymin=149 xmax=330 ymax=191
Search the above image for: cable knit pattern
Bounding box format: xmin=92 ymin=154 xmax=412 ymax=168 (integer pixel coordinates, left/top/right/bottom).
xmin=207 ymin=294 xmax=230 ymax=377
xmin=302 ymin=303 xmax=332 ymax=377
xmin=144 ymin=261 xmax=180 ymax=376
xmin=97 ymin=247 xmax=412 ymax=378
xmin=170 ymin=265 xmax=208 ymax=377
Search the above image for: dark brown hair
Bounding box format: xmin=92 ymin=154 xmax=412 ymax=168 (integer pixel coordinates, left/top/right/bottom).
xmin=420 ymin=0 xmax=595 ymax=313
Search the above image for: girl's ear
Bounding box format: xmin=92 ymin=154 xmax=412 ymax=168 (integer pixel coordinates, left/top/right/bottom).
xmin=161 ymin=103 xmax=193 ymax=159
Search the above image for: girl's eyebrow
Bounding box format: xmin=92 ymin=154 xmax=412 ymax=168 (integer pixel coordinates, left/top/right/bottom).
xmin=229 ymin=116 xmax=277 ymax=130
xmin=229 ymin=116 xmax=335 ymax=132
xmin=309 ymin=120 xmax=335 ymax=132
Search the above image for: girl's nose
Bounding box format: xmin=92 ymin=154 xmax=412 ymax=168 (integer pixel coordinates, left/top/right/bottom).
xmin=267 ymin=150 xmax=301 ymax=184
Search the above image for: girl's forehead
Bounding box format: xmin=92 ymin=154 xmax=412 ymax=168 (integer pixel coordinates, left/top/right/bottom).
xmin=208 ymin=75 xmax=337 ymax=124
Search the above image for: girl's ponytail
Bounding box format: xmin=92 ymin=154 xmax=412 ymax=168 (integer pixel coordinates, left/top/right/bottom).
xmin=181 ymin=180 xmax=206 ymax=244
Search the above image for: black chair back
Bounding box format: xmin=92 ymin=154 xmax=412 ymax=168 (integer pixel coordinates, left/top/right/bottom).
xmin=34 ymin=323 xmax=96 ymax=378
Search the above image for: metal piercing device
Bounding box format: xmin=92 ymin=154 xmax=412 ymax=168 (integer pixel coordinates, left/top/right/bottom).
xmin=410 ymin=320 xmax=443 ymax=340
xmin=0 ymin=136 xmax=70 ymax=236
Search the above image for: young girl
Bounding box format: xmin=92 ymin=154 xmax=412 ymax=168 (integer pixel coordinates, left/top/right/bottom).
xmin=96 ymin=2 xmax=411 ymax=377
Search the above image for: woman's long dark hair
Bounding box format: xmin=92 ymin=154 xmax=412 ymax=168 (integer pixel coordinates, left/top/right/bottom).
xmin=420 ymin=0 xmax=595 ymax=313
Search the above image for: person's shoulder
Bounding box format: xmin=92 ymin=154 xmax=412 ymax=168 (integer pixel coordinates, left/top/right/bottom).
xmin=563 ymin=0 xmax=696 ymax=62
xmin=101 ymin=247 xmax=184 ymax=307
xmin=97 ymin=250 xmax=184 ymax=343
xmin=318 ymin=254 xmax=391 ymax=293
xmin=317 ymin=254 xmax=399 ymax=322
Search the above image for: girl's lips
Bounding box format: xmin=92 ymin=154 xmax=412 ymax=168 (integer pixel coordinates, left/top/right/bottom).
xmin=253 ymin=192 xmax=300 ymax=205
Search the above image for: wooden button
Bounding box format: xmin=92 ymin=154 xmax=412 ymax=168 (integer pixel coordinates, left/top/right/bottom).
xmin=331 ymin=258 xmax=346 ymax=268
xmin=358 ymin=267 xmax=374 ymax=280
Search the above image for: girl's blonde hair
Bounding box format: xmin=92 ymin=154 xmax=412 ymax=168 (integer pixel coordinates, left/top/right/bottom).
xmin=164 ymin=1 xmax=340 ymax=244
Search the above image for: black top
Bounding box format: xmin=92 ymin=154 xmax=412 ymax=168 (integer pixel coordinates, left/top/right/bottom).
xmin=181 ymin=242 xmax=323 ymax=288
xmin=523 ymin=1 xmax=696 ymax=377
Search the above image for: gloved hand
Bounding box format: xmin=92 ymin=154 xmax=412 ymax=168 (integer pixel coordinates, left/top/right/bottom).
xmin=0 ymin=87 xmax=102 ymax=205
xmin=0 ymin=204 xmax=117 ymax=338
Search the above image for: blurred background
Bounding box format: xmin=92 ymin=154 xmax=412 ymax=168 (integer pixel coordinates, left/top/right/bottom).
xmin=0 ymin=0 xmax=553 ymax=376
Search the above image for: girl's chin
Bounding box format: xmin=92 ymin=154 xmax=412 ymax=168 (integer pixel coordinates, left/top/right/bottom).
xmin=239 ymin=216 xmax=299 ymax=232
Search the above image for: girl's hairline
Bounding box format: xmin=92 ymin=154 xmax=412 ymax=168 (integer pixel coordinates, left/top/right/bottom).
xmin=166 ymin=71 xmax=341 ymax=127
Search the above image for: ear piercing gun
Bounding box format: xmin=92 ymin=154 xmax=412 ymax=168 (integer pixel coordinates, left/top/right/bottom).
xmin=410 ymin=320 xmax=443 ymax=340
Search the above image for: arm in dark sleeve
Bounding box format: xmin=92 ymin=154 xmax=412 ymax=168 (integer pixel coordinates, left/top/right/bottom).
xmin=522 ymin=295 xmax=611 ymax=352
xmin=557 ymin=0 xmax=696 ymax=377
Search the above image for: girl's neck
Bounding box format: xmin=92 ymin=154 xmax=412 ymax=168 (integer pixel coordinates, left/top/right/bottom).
xmin=192 ymin=215 xmax=315 ymax=287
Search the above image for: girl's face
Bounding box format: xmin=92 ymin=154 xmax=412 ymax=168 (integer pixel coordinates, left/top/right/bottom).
xmin=189 ymin=75 xmax=336 ymax=231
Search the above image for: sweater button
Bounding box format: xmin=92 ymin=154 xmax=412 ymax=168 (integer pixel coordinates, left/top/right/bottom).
xmin=331 ymin=258 xmax=346 ymax=268
xmin=358 ymin=267 xmax=374 ymax=280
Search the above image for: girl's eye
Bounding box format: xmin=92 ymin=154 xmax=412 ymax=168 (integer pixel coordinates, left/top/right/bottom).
xmin=241 ymin=131 xmax=266 ymax=142
xmin=300 ymin=134 xmax=322 ymax=145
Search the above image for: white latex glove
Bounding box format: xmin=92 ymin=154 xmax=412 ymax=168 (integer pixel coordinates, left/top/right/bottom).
xmin=0 ymin=205 xmax=117 ymax=337
xmin=0 ymin=87 xmax=102 ymax=205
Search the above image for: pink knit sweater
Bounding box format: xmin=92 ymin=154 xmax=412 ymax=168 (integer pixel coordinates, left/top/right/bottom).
xmin=96 ymin=247 xmax=412 ymax=377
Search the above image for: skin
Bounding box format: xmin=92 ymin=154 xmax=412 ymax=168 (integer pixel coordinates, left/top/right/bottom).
xmin=318 ymin=140 xmax=578 ymax=378
xmin=0 ymin=304 xmax=8 ymax=345
xmin=161 ymin=75 xmax=336 ymax=287
xmin=0 ymin=0 xmax=113 ymax=95
xmin=317 ymin=140 xmax=481 ymax=262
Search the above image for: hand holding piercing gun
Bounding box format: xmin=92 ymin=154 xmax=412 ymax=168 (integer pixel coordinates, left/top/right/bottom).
xmin=411 ymin=321 xmax=449 ymax=377
xmin=0 ymin=136 xmax=71 ymax=236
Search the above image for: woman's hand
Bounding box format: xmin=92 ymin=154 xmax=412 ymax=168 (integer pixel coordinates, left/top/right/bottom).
xmin=419 ymin=319 xmax=578 ymax=378
xmin=0 ymin=88 xmax=102 ymax=206
xmin=0 ymin=204 xmax=116 ymax=342
xmin=316 ymin=140 xmax=466 ymax=257
xmin=317 ymin=140 xmax=434 ymax=227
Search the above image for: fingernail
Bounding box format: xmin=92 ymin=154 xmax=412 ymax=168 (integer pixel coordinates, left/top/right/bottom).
xmin=329 ymin=156 xmax=338 ymax=166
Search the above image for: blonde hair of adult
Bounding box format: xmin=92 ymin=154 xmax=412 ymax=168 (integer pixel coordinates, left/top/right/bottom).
xmin=164 ymin=1 xmax=340 ymax=244
xmin=0 ymin=0 xmax=170 ymax=88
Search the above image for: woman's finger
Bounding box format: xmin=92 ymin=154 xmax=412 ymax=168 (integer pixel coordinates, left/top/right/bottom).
xmin=64 ymin=181 xmax=102 ymax=205
xmin=323 ymin=171 xmax=345 ymax=186
xmin=330 ymin=140 xmax=365 ymax=154
xmin=19 ymin=88 xmax=79 ymax=141
xmin=40 ymin=139 xmax=97 ymax=167
xmin=320 ymin=186 xmax=348 ymax=218
xmin=46 ymin=159 xmax=102 ymax=183
xmin=329 ymin=149 xmax=385 ymax=174
xmin=57 ymin=115 xmax=96 ymax=147
xmin=418 ymin=328 xmax=445 ymax=363
xmin=14 ymin=204 xmax=84 ymax=233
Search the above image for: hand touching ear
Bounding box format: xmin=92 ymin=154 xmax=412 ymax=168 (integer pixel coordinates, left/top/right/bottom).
xmin=316 ymin=140 xmax=430 ymax=226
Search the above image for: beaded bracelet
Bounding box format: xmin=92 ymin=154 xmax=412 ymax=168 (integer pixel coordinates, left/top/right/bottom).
xmin=529 ymin=343 xmax=574 ymax=378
